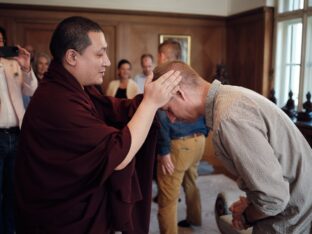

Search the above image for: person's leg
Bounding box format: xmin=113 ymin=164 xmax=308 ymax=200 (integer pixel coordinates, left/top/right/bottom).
xmin=3 ymin=133 xmax=18 ymax=234
xmin=0 ymin=159 xmax=4 ymax=234
xmin=181 ymin=135 xmax=206 ymax=226
xmin=157 ymin=164 xmax=183 ymax=234
xmin=157 ymin=139 xmax=195 ymax=234
xmin=0 ymin=132 xmax=9 ymax=234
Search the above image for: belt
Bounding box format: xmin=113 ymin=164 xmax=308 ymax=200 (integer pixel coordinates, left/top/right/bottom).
xmin=172 ymin=132 xmax=204 ymax=141
xmin=0 ymin=127 xmax=20 ymax=134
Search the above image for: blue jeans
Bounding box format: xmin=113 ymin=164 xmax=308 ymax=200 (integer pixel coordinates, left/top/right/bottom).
xmin=0 ymin=130 xmax=19 ymax=234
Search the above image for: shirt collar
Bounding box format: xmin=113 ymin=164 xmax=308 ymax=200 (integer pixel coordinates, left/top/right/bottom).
xmin=205 ymin=79 xmax=221 ymax=129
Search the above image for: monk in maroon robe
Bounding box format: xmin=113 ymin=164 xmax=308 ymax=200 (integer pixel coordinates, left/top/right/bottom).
xmin=14 ymin=16 xmax=181 ymax=234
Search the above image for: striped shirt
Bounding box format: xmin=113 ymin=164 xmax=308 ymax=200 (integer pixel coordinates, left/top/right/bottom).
xmin=205 ymin=80 xmax=312 ymax=234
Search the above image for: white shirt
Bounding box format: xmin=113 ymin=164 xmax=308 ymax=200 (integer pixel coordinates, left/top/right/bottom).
xmin=0 ymin=63 xmax=18 ymax=127
xmin=133 ymin=73 xmax=146 ymax=94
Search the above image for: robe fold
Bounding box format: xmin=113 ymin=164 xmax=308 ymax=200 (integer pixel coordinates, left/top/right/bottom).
xmin=14 ymin=61 xmax=157 ymax=234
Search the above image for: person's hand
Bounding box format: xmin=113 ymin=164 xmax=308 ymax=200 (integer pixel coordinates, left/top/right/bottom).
xmin=229 ymin=196 xmax=250 ymax=230
xmin=143 ymin=70 xmax=181 ymax=109
xmin=14 ymin=45 xmax=31 ymax=73
xmin=158 ymin=154 xmax=175 ymax=175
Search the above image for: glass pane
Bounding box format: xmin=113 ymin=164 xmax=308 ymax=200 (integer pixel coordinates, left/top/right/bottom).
xmin=309 ymin=0 xmax=312 ymax=7
xmin=274 ymin=19 xmax=302 ymax=107
xmin=278 ymin=0 xmax=304 ymax=13
xmin=303 ymin=16 xmax=312 ymax=106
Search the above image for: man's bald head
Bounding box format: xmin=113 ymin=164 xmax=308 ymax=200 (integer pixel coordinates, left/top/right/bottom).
xmin=153 ymin=61 xmax=201 ymax=89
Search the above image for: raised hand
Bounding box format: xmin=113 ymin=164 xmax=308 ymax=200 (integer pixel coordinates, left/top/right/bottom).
xmin=14 ymin=45 xmax=31 ymax=72
xmin=144 ymin=70 xmax=181 ymax=109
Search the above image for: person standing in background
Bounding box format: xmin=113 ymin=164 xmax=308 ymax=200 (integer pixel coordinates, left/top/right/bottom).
xmin=156 ymin=39 xmax=209 ymax=234
xmin=33 ymin=52 xmax=51 ymax=82
xmin=0 ymin=26 xmax=38 ymax=234
xmin=106 ymin=59 xmax=138 ymax=98
xmin=22 ymin=52 xmax=51 ymax=108
xmin=133 ymin=53 xmax=154 ymax=94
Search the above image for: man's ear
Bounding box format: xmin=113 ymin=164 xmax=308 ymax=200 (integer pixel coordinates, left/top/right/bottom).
xmin=64 ymin=49 xmax=77 ymax=66
xmin=175 ymin=88 xmax=186 ymax=101
xmin=160 ymin=52 xmax=167 ymax=64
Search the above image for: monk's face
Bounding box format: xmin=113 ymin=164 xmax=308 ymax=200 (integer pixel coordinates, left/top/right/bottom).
xmin=75 ymin=31 xmax=111 ymax=86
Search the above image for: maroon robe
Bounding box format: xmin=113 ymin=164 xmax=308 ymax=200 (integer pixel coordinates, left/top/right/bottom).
xmin=14 ymin=61 xmax=157 ymax=234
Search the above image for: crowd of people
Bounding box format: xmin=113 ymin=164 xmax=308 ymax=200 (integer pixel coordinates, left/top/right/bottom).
xmin=0 ymin=15 xmax=311 ymax=234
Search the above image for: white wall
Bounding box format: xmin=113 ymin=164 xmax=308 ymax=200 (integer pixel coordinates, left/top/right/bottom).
xmin=227 ymin=0 xmax=275 ymax=15
xmin=0 ymin=0 xmax=275 ymax=16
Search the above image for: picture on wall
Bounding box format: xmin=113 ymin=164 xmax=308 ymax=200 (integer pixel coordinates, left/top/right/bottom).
xmin=159 ymin=34 xmax=191 ymax=65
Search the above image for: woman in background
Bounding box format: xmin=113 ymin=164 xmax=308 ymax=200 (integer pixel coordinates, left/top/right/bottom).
xmin=33 ymin=52 xmax=51 ymax=82
xmin=106 ymin=59 xmax=138 ymax=98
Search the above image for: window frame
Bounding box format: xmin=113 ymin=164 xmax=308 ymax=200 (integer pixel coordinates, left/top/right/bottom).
xmin=273 ymin=0 xmax=312 ymax=110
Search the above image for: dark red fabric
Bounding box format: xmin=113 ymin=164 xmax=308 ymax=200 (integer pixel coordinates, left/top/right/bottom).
xmin=14 ymin=61 xmax=157 ymax=234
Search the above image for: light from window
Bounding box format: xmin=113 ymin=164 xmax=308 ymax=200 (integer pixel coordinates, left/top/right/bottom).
xmin=310 ymin=0 xmax=312 ymax=6
xmin=278 ymin=0 xmax=304 ymax=13
xmin=274 ymin=19 xmax=302 ymax=107
xmin=303 ymin=16 xmax=312 ymax=101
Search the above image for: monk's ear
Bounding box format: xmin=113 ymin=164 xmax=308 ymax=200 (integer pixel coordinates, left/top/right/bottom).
xmin=64 ymin=49 xmax=77 ymax=66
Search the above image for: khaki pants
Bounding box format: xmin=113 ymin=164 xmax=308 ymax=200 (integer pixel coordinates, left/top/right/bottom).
xmin=157 ymin=135 xmax=206 ymax=234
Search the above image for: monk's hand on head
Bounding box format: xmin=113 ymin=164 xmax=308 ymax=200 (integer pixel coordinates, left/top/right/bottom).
xmin=144 ymin=70 xmax=181 ymax=109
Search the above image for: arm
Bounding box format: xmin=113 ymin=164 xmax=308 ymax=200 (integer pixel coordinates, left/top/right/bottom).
xmin=106 ymin=80 xmax=116 ymax=97
xmin=14 ymin=45 xmax=38 ymax=96
xmin=21 ymin=69 xmax=38 ymax=96
xmin=127 ymin=80 xmax=139 ymax=99
xmin=214 ymin=117 xmax=289 ymax=224
xmin=157 ymin=110 xmax=175 ymax=175
xmin=115 ymin=70 xmax=181 ymax=170
xmin=229 ymin=196 xmax=267 ymax=230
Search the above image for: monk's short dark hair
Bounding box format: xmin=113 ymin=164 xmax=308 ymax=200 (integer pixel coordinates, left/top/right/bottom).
xmin=49 ymin=16 xmax=103 ymax=63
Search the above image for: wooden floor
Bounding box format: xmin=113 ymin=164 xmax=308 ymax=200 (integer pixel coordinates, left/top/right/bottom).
xmin=149 ymin=174 xmax=239 ymax=234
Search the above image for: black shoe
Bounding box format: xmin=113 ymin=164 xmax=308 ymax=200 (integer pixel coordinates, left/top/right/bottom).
xmin=178 ymin=220 xmax=191 ymax=228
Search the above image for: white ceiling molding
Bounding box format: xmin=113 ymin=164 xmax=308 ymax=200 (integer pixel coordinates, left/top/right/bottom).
xmin=0 ymin=0 xmax=275 ymax=16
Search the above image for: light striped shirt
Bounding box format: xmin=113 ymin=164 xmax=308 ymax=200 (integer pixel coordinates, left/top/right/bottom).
xmin=206 ymin=80 xmax=312 ymax=234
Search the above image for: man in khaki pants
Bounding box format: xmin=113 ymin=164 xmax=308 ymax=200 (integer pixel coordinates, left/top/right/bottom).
xmin=156 ymin=40 xmax=209 ymax=234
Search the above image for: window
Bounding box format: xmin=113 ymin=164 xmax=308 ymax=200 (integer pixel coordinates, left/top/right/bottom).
xmin=304 ymin=16 xmax=312 ymax=99
xmin=309 ymin=0 xmax=312 ymax=6
xmin=274 ymin=0 xmax=312 ymax=109
xmin=275 ymin=19 xmax=302 ymax=107
xmin=278 ymin=0 xmax=304 ymax=13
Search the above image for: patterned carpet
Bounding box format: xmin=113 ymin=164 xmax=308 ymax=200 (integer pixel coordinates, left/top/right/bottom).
xmin=149 ymin=174 xmax=239 ymax=234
